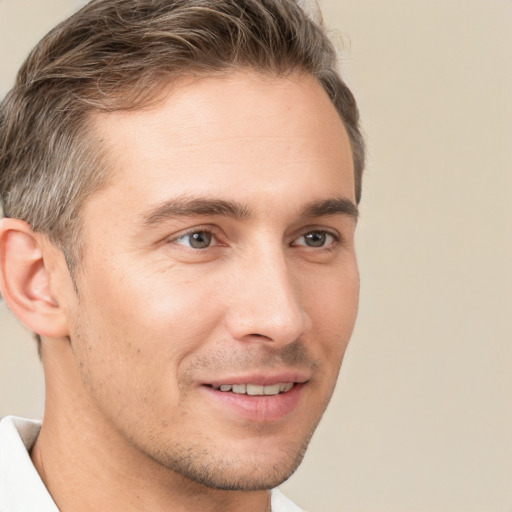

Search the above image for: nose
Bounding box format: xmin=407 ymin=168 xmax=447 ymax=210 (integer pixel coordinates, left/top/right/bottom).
xmin=224 ymin=245 xmax=311 ymax=346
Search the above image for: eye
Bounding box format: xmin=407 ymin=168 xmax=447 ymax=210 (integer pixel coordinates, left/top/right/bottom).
xmin=293 ymin=230 xmax=337 ymax=248
xmin=174 ymin=230 xmax=215 ymax=249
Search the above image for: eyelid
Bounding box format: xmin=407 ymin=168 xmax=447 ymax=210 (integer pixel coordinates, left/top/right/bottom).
xmin=166 ymin=224 xmax=220 ymax=246
xmin=164 ymin=224 xmax=343 ymax=249
xmin=291 ymin=227 xmax=342 ymax=247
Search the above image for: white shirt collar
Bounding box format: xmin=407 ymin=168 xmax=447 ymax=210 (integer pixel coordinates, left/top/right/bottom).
xmin=0 ymin=415 xmax=303 ymax=512
xmin=0 ymin=416 xmax=59 ymax=512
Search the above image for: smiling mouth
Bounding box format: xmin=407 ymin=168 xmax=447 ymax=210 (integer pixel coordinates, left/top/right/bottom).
xmin=209 ymin=383 xmax=295 ymax=396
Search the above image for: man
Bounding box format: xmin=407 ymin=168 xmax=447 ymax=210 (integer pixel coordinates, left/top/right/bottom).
xmin=0 ymin=0 xmax=364 ymax=510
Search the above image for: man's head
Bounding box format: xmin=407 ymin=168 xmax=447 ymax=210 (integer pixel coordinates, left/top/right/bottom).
xmin=0 ymin=0 xmax=364 ymax=498
xmin=0 ymin=0 xmax=364 ymax=269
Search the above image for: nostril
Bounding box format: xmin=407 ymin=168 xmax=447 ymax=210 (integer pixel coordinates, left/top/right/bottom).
xmin=248 ymin=333 xmax=273 ymax=341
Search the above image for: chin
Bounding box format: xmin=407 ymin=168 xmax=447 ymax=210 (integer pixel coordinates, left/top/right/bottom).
xmin=154 ymin=435 xmax=311 ymax=491
xmin=175 ymin=454 xmax=306 ymax=492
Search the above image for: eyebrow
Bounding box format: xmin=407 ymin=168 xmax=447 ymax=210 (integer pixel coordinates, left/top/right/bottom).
xmin=141 ymin=195 xmax=358 ymax=227
xmin=142 ymin=196 xmax=252 ymax=226
xmin=300 ymin=198 xmax=359 ymax=221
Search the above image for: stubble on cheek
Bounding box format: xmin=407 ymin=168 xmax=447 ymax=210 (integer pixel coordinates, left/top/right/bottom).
xmin=66 ymin=333 xmax=340 ymax=491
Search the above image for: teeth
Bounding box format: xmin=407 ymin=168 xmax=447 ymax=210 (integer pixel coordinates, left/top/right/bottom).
xmin=263 ymin=384 xmax=281 ymax=395
xmin=247 ymin=384 xmax=264 ymax=395
xmin=232 ymin=384 xmax=246 ymax=394
xmin=214 ymin=383 xmax=295 ymax=396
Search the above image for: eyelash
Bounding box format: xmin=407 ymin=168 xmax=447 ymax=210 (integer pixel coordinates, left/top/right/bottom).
xmin=172 ymin=226 xmax=221 ymax=250
xmin=292 ymin=229 xmax=340 ymax=249
xmin=168 ymin=226 xmax=341 ymax=250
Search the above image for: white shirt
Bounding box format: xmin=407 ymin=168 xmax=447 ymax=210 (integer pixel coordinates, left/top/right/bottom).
xmin=0 ymin=416 xmax=303 ymax=512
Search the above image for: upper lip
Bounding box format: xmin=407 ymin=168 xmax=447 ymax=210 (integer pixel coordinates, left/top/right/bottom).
xmin=204 ymin=371 xmax=310 ymax=388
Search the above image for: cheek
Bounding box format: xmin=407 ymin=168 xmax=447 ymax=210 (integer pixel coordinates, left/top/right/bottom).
xmin=303 ymin=262 xmax=359 ymax=360
xmin=304 ymin=259 xmax=359 ymax=321
xmin=78 ymin=254 xmax=223 ymax=339
xmin=70 ymin=263 xmax=228 ymax=390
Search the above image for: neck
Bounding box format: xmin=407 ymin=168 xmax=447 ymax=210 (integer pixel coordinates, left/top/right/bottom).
xmin=31 ymin=341 xmax=271 ymax=512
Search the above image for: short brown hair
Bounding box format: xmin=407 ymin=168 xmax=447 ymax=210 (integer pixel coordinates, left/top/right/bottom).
xmin=0 ymin=0 xmax=365 ymax=270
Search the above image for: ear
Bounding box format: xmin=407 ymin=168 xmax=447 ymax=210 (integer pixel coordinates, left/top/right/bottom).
xmin=0 ymin=218 xmax=70 ymax=338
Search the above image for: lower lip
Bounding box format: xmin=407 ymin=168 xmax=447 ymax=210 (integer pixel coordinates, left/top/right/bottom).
xmin=201 ymin=383 xmax=305 ymax=422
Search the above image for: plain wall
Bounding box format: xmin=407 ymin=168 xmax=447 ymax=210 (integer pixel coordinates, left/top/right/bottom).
xmin=1 ymin=1 xmax=511 ymax=511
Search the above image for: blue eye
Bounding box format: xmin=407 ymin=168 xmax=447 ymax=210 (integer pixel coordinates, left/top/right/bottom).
xmin=294 ymin=231 xmax=335 ymax=248
xmin=175 ymin=230 xmax=214 ymax=249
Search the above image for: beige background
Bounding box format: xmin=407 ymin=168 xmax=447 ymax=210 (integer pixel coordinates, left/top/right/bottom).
xmin=1 ymin=1 xmax=511 ymax=511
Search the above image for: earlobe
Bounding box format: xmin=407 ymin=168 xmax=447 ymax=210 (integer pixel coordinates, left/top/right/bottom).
xmin=0 ymin=218 xmax=69 ymax=338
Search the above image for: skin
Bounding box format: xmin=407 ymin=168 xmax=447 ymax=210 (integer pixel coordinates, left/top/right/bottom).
xmin=1 ymin=71 xmax=359 ymax=512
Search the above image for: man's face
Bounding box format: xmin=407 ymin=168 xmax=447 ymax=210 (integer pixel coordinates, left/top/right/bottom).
xmin=65 ymin=71 xmax=359 ymax=490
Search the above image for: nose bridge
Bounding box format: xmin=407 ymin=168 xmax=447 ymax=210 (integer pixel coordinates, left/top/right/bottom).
xmin=226 ymin=241 xmax=309 ymax=344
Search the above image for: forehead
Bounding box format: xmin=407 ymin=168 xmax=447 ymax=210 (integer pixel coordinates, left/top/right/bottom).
xmin=86 ymin=71 xmax=355 ymax=221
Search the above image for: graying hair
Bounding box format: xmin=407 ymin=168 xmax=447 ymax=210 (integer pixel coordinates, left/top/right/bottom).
xmin=0 ymin=0 xmax=365 ymax=271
